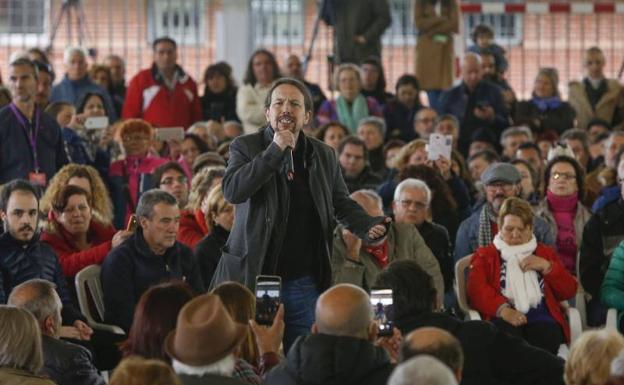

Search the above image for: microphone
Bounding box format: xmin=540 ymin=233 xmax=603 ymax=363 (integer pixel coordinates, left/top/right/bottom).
xmin=285 ymin=146 xmax=294 ymax=181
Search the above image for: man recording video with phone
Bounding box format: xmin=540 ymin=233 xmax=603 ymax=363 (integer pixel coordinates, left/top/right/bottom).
xmin=212 ymin=77 xmax=390 ymax=352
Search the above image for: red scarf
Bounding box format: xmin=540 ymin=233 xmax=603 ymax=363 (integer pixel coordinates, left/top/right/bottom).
xmin=194 ymin=209 xmax=210 ymax=235
xmin=365 ymin=240 xmax=389 ymax=268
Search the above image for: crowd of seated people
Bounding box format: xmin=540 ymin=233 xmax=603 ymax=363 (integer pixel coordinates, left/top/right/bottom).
xmin=3 ymin=16 xmax=624 ymax=384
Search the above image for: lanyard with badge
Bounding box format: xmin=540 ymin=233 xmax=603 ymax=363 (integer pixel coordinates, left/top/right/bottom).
xmin=9 ymin=103 xmax=46 ymax=187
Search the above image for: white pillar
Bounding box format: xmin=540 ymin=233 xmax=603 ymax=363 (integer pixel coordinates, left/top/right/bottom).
xmin=215 ymin=0 xmax=252 ymax=84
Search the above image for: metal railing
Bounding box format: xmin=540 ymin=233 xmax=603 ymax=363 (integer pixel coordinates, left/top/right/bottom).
xmin=0 ymin=0 xmax=621 ymax=100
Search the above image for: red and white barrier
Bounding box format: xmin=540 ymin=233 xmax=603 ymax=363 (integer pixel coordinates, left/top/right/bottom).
xmin=460 ymin=2 xmax=624 ymax=14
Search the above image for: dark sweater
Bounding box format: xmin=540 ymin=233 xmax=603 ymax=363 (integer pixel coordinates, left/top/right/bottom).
xmin=417 ymin=221 xmax=453 ymax=292
xmin=194 ymin=224 xmax=230 ymax=285
xmin=0 ymin=104 xmax=68 ymax=184
xmin=276 ymin=141 xmax=322 ymax=282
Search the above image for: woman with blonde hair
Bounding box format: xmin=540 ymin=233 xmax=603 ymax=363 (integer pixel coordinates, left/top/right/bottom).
xmin=316 ymin=63 xmax=383 ymax=132
xmin=194 ymin=183 xmax=233 ymax=285
xmin=178 ymin=166 xmax=225 ymax=248
xmin=109 ymin=356 xmax=182 ymax=385
xmin=40 ymin=163 xmax=113 ymax=225
xmin=0 ymin=306 xmax=55 ymax=385
xmin=514 ymin=67 xmax=576 ymax=138
xmin=565 ymin=329 xmax=624 ymax=385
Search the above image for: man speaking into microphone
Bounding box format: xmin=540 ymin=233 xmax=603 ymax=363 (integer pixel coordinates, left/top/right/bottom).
xmin=212 ymin=77 xmax=389 ymax=350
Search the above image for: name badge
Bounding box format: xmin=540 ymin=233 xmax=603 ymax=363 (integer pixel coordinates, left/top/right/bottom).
xmin=28 ymin=171 xmax=46 ymax=187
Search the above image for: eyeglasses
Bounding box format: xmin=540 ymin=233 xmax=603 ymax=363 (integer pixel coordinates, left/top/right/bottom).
xmin=122 ymin=135 xmax=150 ymax=142
xmin=552 ymin=172 xmax=576 ymax=181
xmin=160 ymin=176 xmax=188 ymax=186
xmin=399 ymin=200 xmax=427 ymax=210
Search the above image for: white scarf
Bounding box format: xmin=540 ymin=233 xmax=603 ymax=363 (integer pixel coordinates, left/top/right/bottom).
xmin=493 ymin=233 xmax=542 ymax=314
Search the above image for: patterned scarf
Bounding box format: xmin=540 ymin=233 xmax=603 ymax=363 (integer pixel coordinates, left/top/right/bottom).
xmin=478 ymin=204 xmax=498 ymax=248
xmin=336 ymin=94 xmax=370 ymax=133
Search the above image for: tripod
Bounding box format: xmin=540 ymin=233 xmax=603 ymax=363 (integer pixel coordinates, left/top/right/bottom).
xmin=47 ymin=0 xmax=95 ymax=57
xmin=302 ymin=0 xmax=335 ymax=90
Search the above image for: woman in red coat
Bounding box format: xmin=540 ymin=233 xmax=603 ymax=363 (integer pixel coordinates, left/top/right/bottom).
xmin=41 ymin=185 xmax=132 ymax=278
xmin=467 ymin=197 xmax=577 ymax=354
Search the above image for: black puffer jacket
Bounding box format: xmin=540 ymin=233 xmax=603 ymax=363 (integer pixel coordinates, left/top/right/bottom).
xmin=265 ymin=334 xmax=393 ymax=385
xmin=41 ymin=335 xmax=105 ymax=385
xmin=0 ymin=232 xmax=83 ymax=324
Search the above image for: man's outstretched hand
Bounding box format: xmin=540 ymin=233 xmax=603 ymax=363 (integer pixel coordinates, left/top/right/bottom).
xmin=368 ymin=217 xmax=392 ymax=241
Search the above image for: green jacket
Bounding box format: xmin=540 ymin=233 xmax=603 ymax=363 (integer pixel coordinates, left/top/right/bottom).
xmin=601 ymin=240 xmax=624 ymax=314
xmin=332 ymin=222 xmax=444 ymax=303
xmin=0 ymin=368 xmax=56 ymax=385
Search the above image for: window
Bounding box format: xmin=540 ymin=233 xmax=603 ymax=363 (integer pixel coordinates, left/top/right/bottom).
xmin=148 ymin=0 xmax=205 ymax=46
xmin=0 ymin=0 xmax=46 ymax=34
xmin=250 ymin=0 xmax=304 ymax=46
xmin=463 ymin=0 xmax=523 ymax=46
xmin=382 ymin=0 xmax=417 ymax=46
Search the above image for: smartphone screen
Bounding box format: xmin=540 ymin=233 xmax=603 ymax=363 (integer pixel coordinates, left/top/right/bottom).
xmin=255 ymin=275 xmax=281 ymax=326
xmin=84 ymin=116 xmax=109 ymax=130
xmin=370 ymin=288 xmax=394 ymax=337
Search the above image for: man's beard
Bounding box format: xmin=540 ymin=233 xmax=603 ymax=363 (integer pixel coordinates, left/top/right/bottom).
xmin=7 ymin=222 xmax=36 ymax=241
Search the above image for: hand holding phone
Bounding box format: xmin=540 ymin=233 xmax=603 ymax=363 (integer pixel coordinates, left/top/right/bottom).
xmin=255 ymin=275 xmax=282 ymax=326
xmin=428 ymin=133 xmax=452 ymax=162
xmin=126 ymin=215 xmax=138 ymax=232
xmin=84 ymin=116 xmax=109 ymax=130
xmin=370 ymin=288 xmax=394 ymax=337
xmin=155 ymin=127 xmax=185 ymax=142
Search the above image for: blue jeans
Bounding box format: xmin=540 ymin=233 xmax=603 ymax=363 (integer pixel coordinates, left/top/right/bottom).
xmin=281 ymin=276 xmax=320 ymax=354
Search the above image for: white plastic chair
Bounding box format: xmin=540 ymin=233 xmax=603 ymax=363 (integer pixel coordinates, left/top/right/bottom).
xmin=75 ymin=265 xmax=125 ymax=335
xmin=606 ymin=308 xmax=619 ymax=330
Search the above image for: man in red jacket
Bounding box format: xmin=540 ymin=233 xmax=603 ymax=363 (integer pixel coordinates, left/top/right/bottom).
xmin=122 ymin=37 xmax=202 ymax=128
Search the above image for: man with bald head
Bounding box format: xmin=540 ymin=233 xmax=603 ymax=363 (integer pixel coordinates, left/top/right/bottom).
xmin=401 ymin=327 xmax=463 ymax=382
xmin=265 ymin=284 xmax=395 ymax=385
xmin=332 ymin=189 xmax=443 ymax=301
xmin=439 ymin=52 xmax=508 ymax=155
xmin=284 ymin=54 xmax=326 ymax=114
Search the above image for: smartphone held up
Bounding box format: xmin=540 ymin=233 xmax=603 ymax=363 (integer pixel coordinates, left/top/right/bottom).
xmin=370 ymin=288 xmax=394 ymax=337
xmin=255 ymin=275 xmax=281 ymax=326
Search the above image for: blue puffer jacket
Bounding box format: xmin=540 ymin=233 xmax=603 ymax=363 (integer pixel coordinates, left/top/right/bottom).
xmin=0 ymin=232 xmax=84 ymax=324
